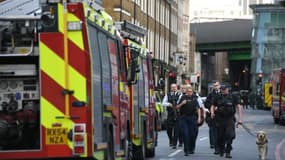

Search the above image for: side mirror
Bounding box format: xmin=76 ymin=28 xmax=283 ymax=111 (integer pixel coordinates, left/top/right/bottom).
xmin=157 ymin=78 xmax=165 ymax=89
xmin=127 ymin=49 xmax=139 ymax=85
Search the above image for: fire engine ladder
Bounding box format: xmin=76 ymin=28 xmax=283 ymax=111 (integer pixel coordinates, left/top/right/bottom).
xmin=0 ymin=0 xmax=41 ymax=20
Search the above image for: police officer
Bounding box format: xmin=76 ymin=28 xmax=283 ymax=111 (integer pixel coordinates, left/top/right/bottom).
xmin=210 ymin=85 xmax=243 ymax=158
xmin=162 ymin=83 xmax=181 ymax=147
xmin=176 ymin=87 xmax=201 ymax=156
xmin=205 ymin=81 xmax=220 ymax=154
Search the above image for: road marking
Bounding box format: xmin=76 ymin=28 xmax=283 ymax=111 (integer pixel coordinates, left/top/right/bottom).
xmin=275 ymin=137 xmax=285 ymax=160
xmin=199 ymin=136 xmax=208 ymax=141
xmin=274 ymin=124 xmax=277 ymax=130
xmin=168 ymin=149 xmax=182 ymax=157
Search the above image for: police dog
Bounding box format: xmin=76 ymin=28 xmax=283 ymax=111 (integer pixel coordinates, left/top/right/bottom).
xmin=256 ymin=131 xmax=268 ymax=160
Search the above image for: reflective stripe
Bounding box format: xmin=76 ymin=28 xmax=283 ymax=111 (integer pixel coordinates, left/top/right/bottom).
xmin=69 ymin=66 xmax=87 ymax=101
xmin=40 ymin=42 xmax=65 ymax=87
xmin=155 ymin=103 xmax=161 ymax=112
xmin=83 ymin=4 xmax=114 ymax=35
xmin=41 ymin=97 xmax=73 ymax=149
xmin=94 ymin=151 xmax=104 ymax=160
xmin=40 ymin=42 xmax=86 ymax=101
xmin=58 ymin=4 xmax=84 ymax=50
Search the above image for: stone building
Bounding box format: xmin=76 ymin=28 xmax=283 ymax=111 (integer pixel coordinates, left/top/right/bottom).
xmin=102 ymin=0 xmax=190 ymax=91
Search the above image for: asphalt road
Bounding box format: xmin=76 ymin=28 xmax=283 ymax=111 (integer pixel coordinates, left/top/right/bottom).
xmin=148 ymin=109 xmax=285 ymax=160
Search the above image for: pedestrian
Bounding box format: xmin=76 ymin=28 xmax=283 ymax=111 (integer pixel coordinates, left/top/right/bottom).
xmin=162 ymin=83 xmax=181 ymax=148
xmin=242 ymin=91 xmax=249 ymax=109
xmin=175 ymin=85 xmax=189 ymax=148
xmin=210 ymin=85 xmax=243 ymax=158
xmin=176 ymin=87 xmax=201 ymax=156
xmin=204 ymin=81 xmax=220 ymax=154
xmin=248 ymin=89 xmax=256 ymax=109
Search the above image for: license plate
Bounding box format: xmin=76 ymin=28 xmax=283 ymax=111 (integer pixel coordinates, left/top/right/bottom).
xmin=46 ymin=128 xmax=68 ymax=144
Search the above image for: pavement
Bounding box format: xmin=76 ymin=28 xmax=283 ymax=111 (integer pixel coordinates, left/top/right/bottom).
xmin=149 ymin=108 xmax=285 ymax=160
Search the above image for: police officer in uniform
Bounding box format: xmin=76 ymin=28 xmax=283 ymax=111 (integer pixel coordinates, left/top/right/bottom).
xmin=210 ymin=85 xmax=243 ymax=158
xmin=176 ymin=87 xmax=201 ymax=156
xmin=162 ymin=83 xmax=181 ymax=147
xmin=205 ymin=82 xmax=220 ymax=154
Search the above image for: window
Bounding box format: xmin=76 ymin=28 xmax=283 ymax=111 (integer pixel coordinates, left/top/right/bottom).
xmin=156 ymin=0 xmax=160 ymax=21
xmin=161 ymin=2 xmax=164 ymax=24
xmin=165 ymin=7 xmax=169 ymax=28
xmin=107 ymin=39 xmax=119 ymax=99
xmin=150 ymin=0 xmax=154 ymax=18
xmin=276 ymin=83 xmax=280 ymax=96
xmin=98 ymin=32 xmax=112 ymax=105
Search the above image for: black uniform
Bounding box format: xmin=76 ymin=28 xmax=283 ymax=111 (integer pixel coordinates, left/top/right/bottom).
xmin=205 ymin=90 xmax=220 ymax=153
xmin=213 ymin=92 xmax=240 ymax=158
xmin=165 ymin=92 xmax=180 ymax=147
xmin=179 ymin=94 xmax=199 ymax=155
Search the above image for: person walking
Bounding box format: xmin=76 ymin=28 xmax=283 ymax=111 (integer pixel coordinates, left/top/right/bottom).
xmin=210 ymin=85 xmax=243 ymax=158
xmin=205 ymin=81 xmax=221 ymax=154
xmin=175 ymin=85 xmax=189 ymax=148
xmin=176 ymin=87 xmax=201 ymax=156
xmin=162 ymin=83 xmax=181 ymax=148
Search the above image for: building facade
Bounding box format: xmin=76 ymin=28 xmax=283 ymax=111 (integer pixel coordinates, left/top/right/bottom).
xmin=103 ymin=0 xmax=190 ymax=91
xmin=250 ymin=4 xmax=285 ymax=91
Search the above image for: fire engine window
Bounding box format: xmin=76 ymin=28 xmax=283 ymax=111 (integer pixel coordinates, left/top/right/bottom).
xmin=98 ymin=32 xmax=112 ymax=106
xmin=138 ymin=59 xmax=145 ymax=108
xmin=107 ymin=39 xmax=119 ymax=98
xmin=142 ymin=59 xmax=149 ymax=107
xmin=276 ymin=83 xmax=280 ymax=96
xmin=118 ymin=41 xmax=127 ymax=81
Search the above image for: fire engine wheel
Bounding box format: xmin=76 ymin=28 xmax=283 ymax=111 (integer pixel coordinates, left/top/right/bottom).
xmin=132 ymin=121 xmax=146 ymax=160
xmin=146 ymin=145 xmax=155 ymax=157
xmin=105 ymin=123 xmax=115 ymax=160
xmin=125 ymin=121 xmax=133 ymax=160
xmin=125 ymin=138 xmax=133 ymax=160
xmin=144 ymin=119 xmax=155 ymax=158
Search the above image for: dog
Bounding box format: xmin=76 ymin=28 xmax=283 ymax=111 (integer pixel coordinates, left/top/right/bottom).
xmin=256 ymin=131 xmax=268 ymax=160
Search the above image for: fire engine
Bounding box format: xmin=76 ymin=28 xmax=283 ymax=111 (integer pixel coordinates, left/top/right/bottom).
xmin=0 ymin=0 xmax=157 ymax=159
xmin=271 ymin=68 xmax=285 ymax=125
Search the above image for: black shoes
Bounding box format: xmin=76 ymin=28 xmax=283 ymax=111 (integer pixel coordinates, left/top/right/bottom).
xmin=210 ymin=145 xmax=214 ymax=148
xmin=172 ymin=146 xmax=177 ymax=149
xmin=225 ymin=153 xmax=232 ymax=158
xmin=213 ymin=151 xmax=219 ymax=155
xmin=184 ymin=150 xmax=194 ymax=156
xmin=219 ymin=151 xmax=224 ymax=157
xmin=178 ymin=143 xmax=183 ymax=147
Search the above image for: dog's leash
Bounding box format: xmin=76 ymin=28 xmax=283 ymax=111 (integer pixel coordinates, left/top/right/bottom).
xmin=236 ymin=122 xmax=256 ymax=137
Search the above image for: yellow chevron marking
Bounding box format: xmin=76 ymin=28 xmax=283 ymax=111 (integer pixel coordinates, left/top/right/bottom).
xmin=58 ymin=4 xmax=84 ymax=50
xmin=69 ymin=66 xmax=87 ymax=101
xmin=41 ymin=97 xmax=73 ymax=149
xmin=40 ymin=42 xmax=86 ymax=101
xmin=40 ymin=42 xmax=65 ymax=86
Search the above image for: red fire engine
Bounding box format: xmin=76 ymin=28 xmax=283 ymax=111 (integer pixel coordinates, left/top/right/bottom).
xmin=0 ymin=0 xmax=157 ymax=159
xmin=271 ymin=68 xmax=285 ymax=125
